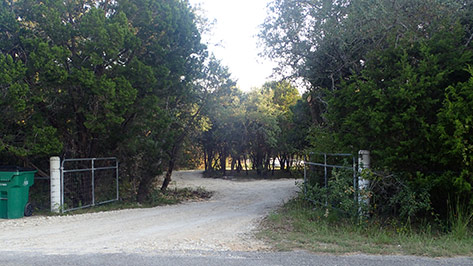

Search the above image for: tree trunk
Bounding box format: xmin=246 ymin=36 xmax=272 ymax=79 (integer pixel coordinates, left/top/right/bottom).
xmin=161 ymin=140 xmax=181 ymax=191
xmin=137 ymin=175 xmax=153 ymax=203
xmin=161 ymin=160 xmax=174 ymax=192
xmin=220 ymin=152 xmax=226 ymax=176
xmin=256 ymin=150 xmax=263 ymax=176
xmin=231 ymin=157 xmax=236 ymax=172
xmin=280 ymin=156 xmax=286 ymax=171
xmin=244 ymin=155 xmax=249 ymax=175
xmin=161 ymin=94 xmax=207 ymax=190
xmin=265 ymin=156 xmax=270 ymax=172
xmin=237 ymin=158 xmax=242 ymax=173
xmin=207 ymin=151 xmax=214 ymax=171
xmin=286 ymin=155 xmax=292 ymax=170
xmin=307 ymin=93 xmax=325 ymax=126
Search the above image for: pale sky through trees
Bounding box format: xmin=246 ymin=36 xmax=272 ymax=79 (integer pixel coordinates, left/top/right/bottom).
xmin=189 ymin=0 xmax=275 ymax=91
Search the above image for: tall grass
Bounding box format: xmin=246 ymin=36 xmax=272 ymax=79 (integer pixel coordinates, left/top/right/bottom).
xmin=448 ymin=199 xmax=473 ymax=240
xmin=258 ymin=197 xmax=473 ymax=257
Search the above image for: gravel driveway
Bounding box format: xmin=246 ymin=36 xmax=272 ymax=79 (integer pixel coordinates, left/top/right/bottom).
xmin=0 ymin=170 xmax=298 ymax=254
xmin=2 ymin=171 xmax=472 ymax=265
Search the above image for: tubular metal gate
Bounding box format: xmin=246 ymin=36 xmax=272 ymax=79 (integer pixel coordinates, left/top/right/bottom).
xmin=303 ymin=152 xmax=357 ymax=208
xmin=61 ymin=157 xmax=119 ymax=213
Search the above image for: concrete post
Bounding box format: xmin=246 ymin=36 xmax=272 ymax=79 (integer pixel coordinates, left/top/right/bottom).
xmin=50 ymin=157 xmax=61 ymax=213
xmin=358 ymin=150 xmax=370 ymax=215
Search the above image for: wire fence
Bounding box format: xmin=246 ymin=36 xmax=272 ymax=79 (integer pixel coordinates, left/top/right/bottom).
xmin=61 ymin=157 xmax=118 ymax=213
xmin=303 ymin=152 xmax=358 ymax=214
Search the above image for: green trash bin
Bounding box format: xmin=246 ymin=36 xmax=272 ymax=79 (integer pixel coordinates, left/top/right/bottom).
xmin=0 ymin=166 xmax=36 ymax=219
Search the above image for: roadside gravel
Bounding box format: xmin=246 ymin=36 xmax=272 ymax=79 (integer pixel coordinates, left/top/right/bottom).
xmin=0 ymin=170 xmax=298 ymax=254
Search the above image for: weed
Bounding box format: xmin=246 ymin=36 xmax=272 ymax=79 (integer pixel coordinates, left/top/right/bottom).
xmin=448 ymin=199 xmax=473 ymax=240
xmin=258 ymin=197 xmax=473 ymax=257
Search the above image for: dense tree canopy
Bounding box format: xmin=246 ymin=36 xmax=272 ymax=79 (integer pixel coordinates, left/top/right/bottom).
xmin=198 ymin=80 xmax=304 ymax=176
xmin=0 ymin=0 xmax=215 ymax=201
xmin=2 ymin=0 xmax=472 ymax=219
xmin=261 ymin=0 xmax=473 ymax=214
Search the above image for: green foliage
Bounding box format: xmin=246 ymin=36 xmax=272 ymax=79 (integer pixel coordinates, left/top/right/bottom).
xmin=0 ymin=53 xmax=63 ymax=158
xmin=447 ymin=198 xmax=473 ymax=240
xmin=261 ymin=0 xmax=468 ymax=91
xmin=198 ymin=79 xmax=304 ymax=176
xmin=261 ymin=0 xmax=473 ymax=222
xmin=385 ymin=174 xmax=432 ymax=221
xmin=324 ymin=26 xmax=473 ymax=214
xmin=328 ymin=26 xmax=472 ymax=170
xmin=0 ymin=0 xmax=211 ymax=200
xmin=260 ymin=196 xmax=473 ymax=256
xmin=197 ymin=59 xmax=240 ymax=173
xmin=245 ymin=88 xmax=281 ymax=158
xmin=306 ymin=126 xmax=339 ymax=153
xmin=438 ymin=68 xmax=473 ymax=196
xmin=304 ymin=167 xmax=360 ymax=219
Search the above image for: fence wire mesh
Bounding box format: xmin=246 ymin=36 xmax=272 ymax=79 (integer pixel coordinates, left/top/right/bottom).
xmin=303 ymin=152 xmax=358 ymax=215
xmin=61 ymin=158 xmax=118 ymax=212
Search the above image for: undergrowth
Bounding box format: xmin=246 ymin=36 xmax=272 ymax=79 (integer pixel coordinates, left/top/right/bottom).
xmin=258 ymin=197 xmax=473 ymax=257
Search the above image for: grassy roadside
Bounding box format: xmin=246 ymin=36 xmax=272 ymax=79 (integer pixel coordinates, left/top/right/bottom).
xmin=257 ymin=197 xmax=473 ymax=257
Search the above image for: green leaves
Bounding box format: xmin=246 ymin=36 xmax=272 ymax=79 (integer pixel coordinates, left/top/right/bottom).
xmin=0 ymin=54 xmax=28 ymax=113
xmin=0 ymin=53 xmax=60 ymax=157
xmin=260 ymin=0 xmax=473 ymax=218
xmin=321 ymin=23 xmax=473 ymax=213
xmin=438 ymin=68 xmax=473 ymax=194
xmin=198 ymin=79 xmax=303 ymax=175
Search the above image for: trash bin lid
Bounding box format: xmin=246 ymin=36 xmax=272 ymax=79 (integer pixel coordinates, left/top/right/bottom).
xmin=0 ymin=166 xmax=36 ymax=182
xmin=0 ymin=166 xmax=36 ymax=172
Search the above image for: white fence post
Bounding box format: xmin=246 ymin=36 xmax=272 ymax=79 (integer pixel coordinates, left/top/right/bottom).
xmin=358 ymin=150 xmax=370 ymax=215
xmin=50 ymin=156 xmax=61 ymax=213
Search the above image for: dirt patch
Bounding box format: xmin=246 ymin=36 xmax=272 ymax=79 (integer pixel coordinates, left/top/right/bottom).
xmin=0 ymin=170 xmax=297 ymax=255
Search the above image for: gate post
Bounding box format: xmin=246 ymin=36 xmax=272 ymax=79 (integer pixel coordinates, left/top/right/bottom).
xmin=50 ymin=157 xmax=61 ymax=213
xmin=358 ymin=150 xmax=370 ymax=216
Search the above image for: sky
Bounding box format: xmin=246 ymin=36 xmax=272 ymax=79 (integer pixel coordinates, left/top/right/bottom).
xmin=188 ymin=0 xmax=276 ymax=91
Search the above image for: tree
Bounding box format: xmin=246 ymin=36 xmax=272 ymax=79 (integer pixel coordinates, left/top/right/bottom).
xmin=198 ymin=80 xmax=305 ymax=177
xmin=326 ymin=25 xmax=473 ymax=211
xmin=198 ymin=59 xmax=240 ymax=175
xmin=260 ymin=0 xmax=470 ymax=124
xmin=0 ymin=53 xmax=62 ymax=164
xmin=438 ymin=68 xmax=473 ymax=201
xmin=244 ymin=88 xmax=280 ymax=175
xmin=0 ymin=0 xmax=210 ymax=201
xmin=262 ymin=81 xmax=301 ymax=171
xmin=260 ymin=0 xmax=473 ymax=215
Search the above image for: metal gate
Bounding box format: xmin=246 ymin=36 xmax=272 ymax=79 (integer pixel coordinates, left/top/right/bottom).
xmin=61 ymin=157 xmax=118 ymax=212
xmin=303 ymin=152 xmax=357 ymax=208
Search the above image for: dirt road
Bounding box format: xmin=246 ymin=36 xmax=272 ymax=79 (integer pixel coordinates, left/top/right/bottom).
xmin=0 ymin=171 xmax=298 ymax=255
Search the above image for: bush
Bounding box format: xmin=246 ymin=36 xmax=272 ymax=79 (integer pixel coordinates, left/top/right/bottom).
xmin=304 ymin=167 xmax=363 ymax=221
xmin=368 ymin=171 xmax=432 ymax=222
xmin=447 ymin=198 xmax=473 ymax=239
xmin=303 ymin=167 xmax=434 ymax=224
